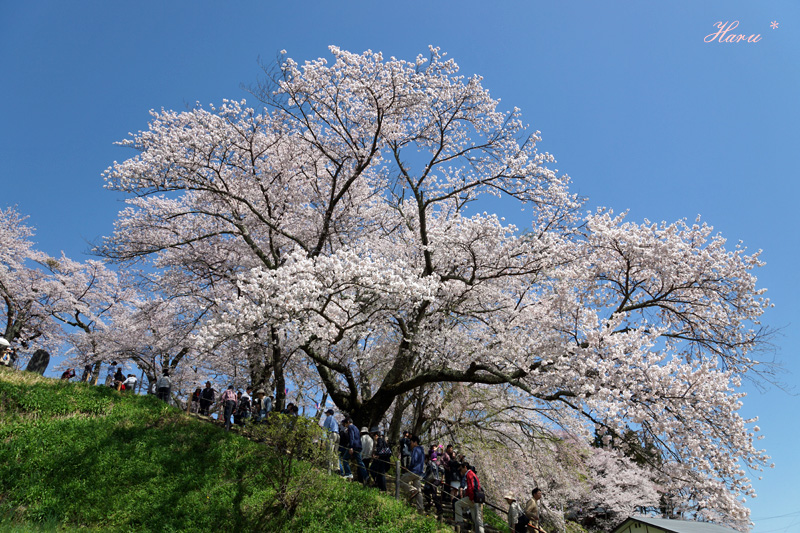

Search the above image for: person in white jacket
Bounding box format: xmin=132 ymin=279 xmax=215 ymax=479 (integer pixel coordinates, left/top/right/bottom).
xmin=155 ymin=369 xmax=171 ymax=402
xmin=361 ymin=427 xmax=374 ymax=484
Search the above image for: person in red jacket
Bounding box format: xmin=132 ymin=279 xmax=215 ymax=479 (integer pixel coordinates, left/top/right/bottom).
xmin=454 ymin=461 xmax=484 ymax=533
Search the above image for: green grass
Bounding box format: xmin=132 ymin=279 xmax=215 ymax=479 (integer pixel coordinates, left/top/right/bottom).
xmin=0 ymin=368 xmax=447 ymax=532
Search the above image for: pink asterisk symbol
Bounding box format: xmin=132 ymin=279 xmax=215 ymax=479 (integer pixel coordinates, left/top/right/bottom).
xmin=770 ymin=21 xmax=779 ymax=29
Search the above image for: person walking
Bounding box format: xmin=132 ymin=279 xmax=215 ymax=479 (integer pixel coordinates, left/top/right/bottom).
xmin=105 ymin=362 xmax=117 ymax=387
xmin=341 ymin=418 xmax=368 ymax=483
xmin=189 ymin=387 xmax=201 ymax=414
xmin=372 ymin=429 xmax=391 ymax=492
xmin=361 ymin=426 xmax=374 ymax=484
xmin=199 ymin=381 xmax=215 ymax=416
xmin=524 ymin=488 xmax=546 ymax=533
xmin=220 ymin=385 xmax=237 ymax=431
xmin=454 ymin=461 xmax=484 ymax=533
xmin=401 ymin=434 xmax=425 ymax=512
xmin=155 ymin=369 xmax=171 ymax=402
xmin=322 ymin=409 xmax=339 ymax=473
xmin=237 ymin=386 xmax=252 ymax=424
xmin=423 ymin=452 xmax=444 ymax=516
xmin=399 ymin=430 xmax=412 ymax=469
xmin=504 ymin=493 xmax=527 ymax=533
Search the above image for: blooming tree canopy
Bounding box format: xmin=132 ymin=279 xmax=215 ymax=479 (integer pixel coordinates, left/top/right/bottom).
xmin=101 ymin=46 xmax=771 ymax=525
xmin=0 ymin=207 xmax=62 ymax=355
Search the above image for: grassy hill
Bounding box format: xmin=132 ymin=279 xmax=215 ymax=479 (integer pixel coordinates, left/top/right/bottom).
xmin=0 ymin=368 xmax=448 ymax=532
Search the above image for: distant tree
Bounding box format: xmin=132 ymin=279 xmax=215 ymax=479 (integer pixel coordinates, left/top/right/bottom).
xmin=41 ymin=254 xmax=131 ymax=384
xmin=0 ymin=207 xmax=61 ymax=357
xmin=101 ymin=46 xmax=772 ymax=526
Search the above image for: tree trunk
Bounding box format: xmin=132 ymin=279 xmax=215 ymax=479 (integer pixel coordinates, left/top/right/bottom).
xmin=387 ymin=396 xmax=407 ymax=445
xmin=317 ymin=392 xmax=328 ymax=420
xmin=271 ymin=327 xmax=286 ymax=412
xmin=90 ymin=360 xmax=102 ymax=386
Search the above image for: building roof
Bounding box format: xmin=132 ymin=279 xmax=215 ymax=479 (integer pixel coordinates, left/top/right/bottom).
xmin=612 ymin=516 xmax=740 ymax=533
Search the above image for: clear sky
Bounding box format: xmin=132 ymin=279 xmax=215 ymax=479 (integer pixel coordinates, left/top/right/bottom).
xmin=1 ymin=1 xmax=798 ymax=531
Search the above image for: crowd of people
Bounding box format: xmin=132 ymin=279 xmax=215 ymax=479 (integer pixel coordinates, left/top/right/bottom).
xmin=188 ymin=381 xmax=304 ymax=433
xmin=319 ymin=410 xmax=549 ymax=533
xmin=0 ymin=348 xmax=550 ymax=533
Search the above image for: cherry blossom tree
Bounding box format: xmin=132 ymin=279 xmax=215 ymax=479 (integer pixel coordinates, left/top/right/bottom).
xmin=100 ymin=47 xmax=772 ymax=526
xmin=0 ymin=207 xmax=62 ymax=359
xmin=40 ymin=254 xmax=133 ymax=383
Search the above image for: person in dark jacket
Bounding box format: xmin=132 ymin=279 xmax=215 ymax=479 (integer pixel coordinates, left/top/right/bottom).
xmin=401 ymin=434 xmax=425 ymax=511
xmin=199 ymin=381 xmax=215 ymax=415
xmin=371 ymin=429 xmax=391 ymax=492
xmin=423 ymin=452 xmax=444 ymax=515
xmin=113 ymin=368 xmax=125 ymax=390
xmin=338 ymin=421 xmax=351 ymax=477
xmin=399 ymin=430 xmax=412 ymax=469
xmin=341 ymin=418 xmax=368 ymax=483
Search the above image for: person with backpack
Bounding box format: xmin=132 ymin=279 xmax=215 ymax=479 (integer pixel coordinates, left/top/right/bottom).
xmin=454 ymin=461 xmax=484 ymax=533
xmin=371 ymin=429 xmax=391 ymax=492
xmin=423 ymin=452 xmax=444 ymax=515
xmin=504 ymin=492 xmax=528 ymax=533
xmin=155 ymin=369 xmax=171 ymax=402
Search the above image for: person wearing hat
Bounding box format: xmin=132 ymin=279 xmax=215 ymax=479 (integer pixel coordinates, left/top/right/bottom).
xmin=504 ymin=492 xmax=527 ymax=533
xmin=401 ymin=434 xmax=425 ymax=512
xmin=0 ymin=338 xmax=11 ymax=367
xmin=360 ymin=426 xmax=374 ymax=484
xmin=322 ymin=408 xmax=339 ymax=472
xmin=253 ymin=389 xmax=268 ymax=422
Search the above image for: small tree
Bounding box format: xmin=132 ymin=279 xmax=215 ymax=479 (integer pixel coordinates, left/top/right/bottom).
xmin=245 ymin=413 xmax=327 ymax=521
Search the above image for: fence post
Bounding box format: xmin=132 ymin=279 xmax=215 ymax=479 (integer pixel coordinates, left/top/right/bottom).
xmin=395 ymin=458 xmax=401 ymax=500
xmin=326 ymin=433 xmax=332 ymax=476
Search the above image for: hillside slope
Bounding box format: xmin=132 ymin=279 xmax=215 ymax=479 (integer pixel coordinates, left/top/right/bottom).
xmin=0 ymin=368 xmax=447 ymax=532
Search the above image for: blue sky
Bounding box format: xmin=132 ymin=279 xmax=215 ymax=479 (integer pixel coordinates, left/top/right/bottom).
xmin=1 ymin=1 xmax=798 ymax=531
